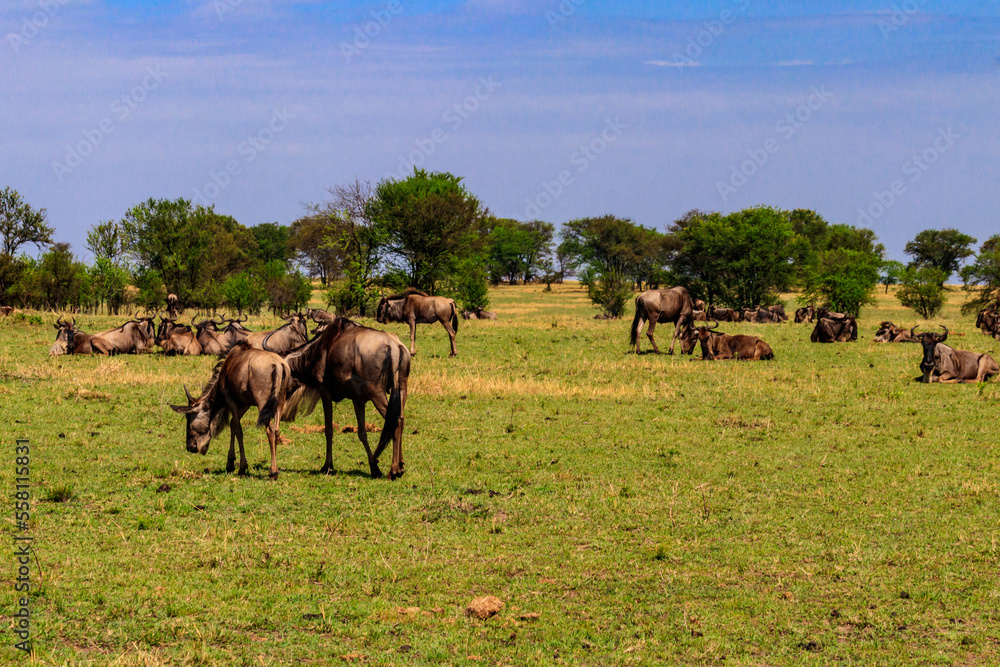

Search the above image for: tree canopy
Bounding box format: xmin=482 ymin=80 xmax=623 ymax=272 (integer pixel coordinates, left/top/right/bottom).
xmin=904 ymin=228 xmax=977 ymax=278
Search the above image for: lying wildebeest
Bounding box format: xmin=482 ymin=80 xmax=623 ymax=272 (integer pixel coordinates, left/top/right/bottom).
xmin=630 ymin=286 xmax=694 ymax=354
xmin=691 ymin=309 xmax=707 ymax=322
xmin=693 ymin=298 xmax=706 ymax=311
xmin=816 ymin=307 xmax=849 ymax=320
xmin=913 ymin=325 xmax=999 ymax=383
xmin=794 ymin=306 xmax=815 ymax=323
xmin=156 ymin=316 xmax=202 ymax=356
xmin=376 ymin=288 xmax=459 ymax=357
xmin=170 ymin=341 xmax=298 ymax=478
xmin=769 ymin=304 xmax=788 ymax=322
xmin=874 ymin=321 xmax=917 ymax=343
xmin=461 ymin=310 xmax=477 ymax=320
xmin=50 ymin=316 xmax=156 ymax=356
xmin=707 ymin=305 xmax=740 ymax=322
xmin=810 ymin=316 xmax=858 ymax=343
xmin=976 ymin=307 xmax=999 ymax=336
xmin=690 ymin=321 xmax=774 ymax=360
xmin=247 ymin=312 xmax=309 ymax=354
xmin=307 ymin=308 xmax=336 ymax=324
xmin=271 ymin=317 xmax=410 ymax=480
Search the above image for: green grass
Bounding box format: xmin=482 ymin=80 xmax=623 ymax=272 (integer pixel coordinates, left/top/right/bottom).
xmin=2 ymin=287 xmax=1000 ymax=665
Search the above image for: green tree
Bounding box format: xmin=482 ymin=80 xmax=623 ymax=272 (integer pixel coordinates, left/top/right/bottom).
xmin=0 ymin=187 xmax=54 ymax=255
xmin=897 ymin=266 xmax=948 ymax=319
xmin=669 ymin=206 xmax=798 ymax=308
xmin=368 ymin=169 xmax=488 ymax=293
xmin=289 ymin=214 xmax=343 ymax=287
xmin=35 ymin=243 xmax=85 ymax=311
xmin=802 ymin=248 xmax=880 ymax=316
xmin=222 ymin=271 xmax=267 ymax=315
xmin=904 ymin=228 xmax=976 ymax=278
xmin=879 ymin=260 xmax=906 ymax=294
xmin=959 ymin=235 xmax=1000 ymax=315
xmin=86 ymin=220 xmax=127 ymax=265
xmin=88 ymin=257 xmax=131 ymax=314
xmin=250 ymin=222 xmax=291 ymax=266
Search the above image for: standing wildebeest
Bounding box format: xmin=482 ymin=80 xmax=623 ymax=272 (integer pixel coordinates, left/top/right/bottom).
xmin=810 ymin=316 xmax=858 ymax=343
xmin=247 ymin=313 xmax=309 ymax=354
xmin=913 ymin=325 xmax=999 ymax=383
xmin=167 ymin=293 xmax=181 ymax=318
xmin=794 ymin=306 xmax=815 ymax=323
xmin=630 ymin=287 xmax=694 ymax=354
xmin=170 ymin=342 xmax=296 ymax=478
xmin=690 ymin=321 xmax=774 ymax=360
xmin=271 ymin=317 xmax=410 ymax=480
xmin=376 ymin=288 xmax=459 ymax=357
xmin=874 ymin=321 xmax=917 ymax=343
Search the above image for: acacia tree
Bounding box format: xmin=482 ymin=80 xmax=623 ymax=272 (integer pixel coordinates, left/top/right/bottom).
xmin=802 ymin=248 xmax=881 ymax=316
xmin=368 ymin=169 xmax=488 ymax=295
xmin=879 ymin=259 xmax=906 ymax=294
xmin=487 ymin=219 xmax=554 ymax=285
xmin=289 ymin=214 xmax=342 ymax=287
xmin=897 ymin=266 xmax=948 ymax=319
xmin=904 ymin=228 xmax=976 ymax=280
xmin=0 ymin=187 xmax=53 ymax=256
xmin=960 ymin=235 xmax=1000 ymax=315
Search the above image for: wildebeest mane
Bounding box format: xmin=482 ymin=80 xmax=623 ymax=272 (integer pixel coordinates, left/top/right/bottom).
xmin=384 ymin=287 xmax=428 ymax=301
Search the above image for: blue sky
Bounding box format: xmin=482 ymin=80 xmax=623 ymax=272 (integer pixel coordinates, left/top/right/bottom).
xmin=1 ymin=0 xmax=998 ymax=263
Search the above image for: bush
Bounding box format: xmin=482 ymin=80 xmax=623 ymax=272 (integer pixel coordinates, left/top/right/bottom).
xmin=897 ymin=267 xmax=947 ymax=319
xmin=222 ymin=271 xmax=267 ymax=315
xmin=588 ymin=270 xmax=633 ymax=318
xmin=802 ymin=249 xmax=880 ymax=316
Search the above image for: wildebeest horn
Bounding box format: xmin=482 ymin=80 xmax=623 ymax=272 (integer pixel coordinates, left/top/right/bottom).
xmin=708 ymin=320 xmax=719 ymax=330
xmin=910 ymin=325 xmax=918 ymax=337
xmin=939 ymin=325 xmax=948 ymax=342
xmin=184 ymin=384 xmax=194 ymax=403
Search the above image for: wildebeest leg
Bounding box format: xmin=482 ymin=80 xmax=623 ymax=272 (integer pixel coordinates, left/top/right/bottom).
xmin=645 ymin=318 xmax=660 ymax=354
xmin=231 ymin=412 xmax=248 ymax=475
xmin=226 ymin=429 xmax=237 ymax=473
xmin=266 ymin=403 xmax=282 ymax=480
xmin=668 ymin=317 xmax=687 ymax=355
xmin=408 ymin=317 xmax=418 ymax=355
xmin=442 ymin=320 xmax=458 ymax=357
xmin=320 ymin=391 xmax=335 ymax=474
xmin=353 ymin=398 xmax=382 ymax=478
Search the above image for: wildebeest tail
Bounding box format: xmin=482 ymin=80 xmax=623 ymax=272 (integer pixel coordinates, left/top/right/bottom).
xmin=629 ymin=298 xmax=644 ymax=347
xmin=376 ymin=344 xmax=403 ymax=454
xmin=257 ymin=365 xmax=282 ymax=428
xmin=451 ymin=302 xmax=459 ymax=333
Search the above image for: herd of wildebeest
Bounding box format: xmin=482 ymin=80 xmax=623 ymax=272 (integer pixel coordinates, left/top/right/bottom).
xmin=26 ymin=285 xmax=999 ymax=481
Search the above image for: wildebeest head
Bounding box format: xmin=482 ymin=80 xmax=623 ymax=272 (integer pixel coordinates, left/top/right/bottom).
xmin=691 ymin=320 xmax=722 ymax=358
xmin=169 ymin=384 xmax=217 ymax=454
xmin=913 ymin=325 xmax=948 ymax=383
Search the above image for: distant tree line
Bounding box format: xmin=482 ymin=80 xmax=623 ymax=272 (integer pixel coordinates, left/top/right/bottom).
xmin=0 ymin=176 xmax=994 ymax=321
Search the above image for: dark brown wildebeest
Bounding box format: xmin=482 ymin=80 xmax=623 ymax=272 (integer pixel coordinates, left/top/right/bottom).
xmin=170 ymin=341 xmax=297 ymax=478
xmin=156 ymin=317 xmax=202 ymax=356
xmin=707 ymin=305 xmax=740 ymax=322
xmin=629 ymin=286 xmax=694 ymax=354
xmin=690 ymin=321 xmax=774 ymax=360
xmin=874 ymin=321 xmax=917 ymax=343
xmin=376 ymin=288 xmax=459 ymax=357
xmin=913 ymin=325 xmax=999 ymax=383
xmin=976 ymin=307 xmax=998 ymax=336
xmin=247 ymin=313 xmax=309 ymax=354
xmin=794 ymin=306 xmax=815 ymax=323
xmin=740 ymin=307 xmax=760 ymax=323
xmin=810 ymin=316 xmax=858 ymax=343
xmin=768 ymin=305 xmax=787 ymax=322
xmin=273 ymin=317 xmax=410 ymax=480
xmin=816 ymin=307 xmax=849 ymax=321
xmin=167 ymin=293 xmax=181 ymax=318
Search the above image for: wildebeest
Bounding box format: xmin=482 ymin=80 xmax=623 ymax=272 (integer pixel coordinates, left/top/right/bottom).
xmin=629 ymin=286 xmax=694 ymax=354
xmin=170 ymin=341 xmax=296 ymax=478
xmin=913 ymin=325 xmax=999 ymax=383
xmin=692 ymin=298 xmax=706 ymax=311
xmin=810 ymin=316 xmax=858 ymax=343
xmin=50 ymin=316 xmax=156 ymax=356
xmin=156 ymin=317 xmax=202 ymax=356
xmin=247 ymin=313 xmax=309 ymax=354
xmin=976 ymin=307 xmax=999 ymax=336
xmin=707 ymin=305 xmax=740 ymax=322
xmin=691 ymin=309 xmax=707 ymax=322
xmin=874 ymin=321 xmax=917 ymax=343
xmin=167 ymin=293 xmax=181 ymax=318
xmin=794 ymin=306 xmax=815 ymax=323
xmin=307 ymin=308 xmax=336 ymax=324
xmin=376 ymin=288 xmax=459 ymax=357
xmin=273 ymin=317 xmax=410 ymax=479
xmin=690 ymin=321 xmax=774 ymax=360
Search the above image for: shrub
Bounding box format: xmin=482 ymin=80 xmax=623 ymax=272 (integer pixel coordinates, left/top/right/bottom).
xmin=897 ymin=266 xmax=948 ymax=319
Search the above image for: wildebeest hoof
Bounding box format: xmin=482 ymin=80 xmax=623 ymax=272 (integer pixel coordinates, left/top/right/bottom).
xmin=388 ymin=469 xmax=404 ymax=481
xmin=319 ymin=464 xmax=334 ymax=475
xmin=370 ymin=467 xmax=384 ymax=479
xmin=269 ymin=471 xmax=279 ymax=480
xmin=237 ymin=467 xmax=249 ymax=476
xmin=226 ymin=462 xmax=236 ymax=473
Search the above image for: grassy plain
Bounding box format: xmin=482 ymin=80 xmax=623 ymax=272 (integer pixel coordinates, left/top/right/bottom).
xmin=1 ymin=284 xmax=1000 ymax=665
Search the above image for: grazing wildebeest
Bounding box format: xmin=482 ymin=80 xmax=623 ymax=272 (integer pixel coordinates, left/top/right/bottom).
xmin=629 ymin=286 xmax=694 ymax=354
xmin=913 ymin=325 xmax=999 ymax=383
xmin=376 ymin=288 xmax=459 ymax=357
xmin=156 ymin=317 xmax=202 ymax=356
xmin=247 ymin=313 xmax=309 ymax=354
xmin=874 ymin=321 xmax=917 ymax=343
xmin=271 ymin=317 xmax=410 ymax=479
xmin=707 ymin=305 xmax=740 ymax=322
xmin=810 ymin=316 xmax=858 ymax=343
xmin=690 ymin=321 xmax=774 ymax=360
xmin=170 ymin=341 xmax=296 ymax=478
xmin=167 ymin=293 xmax=181 ymax=318
xmin=794 ymin=306 xmax=815 ymax=323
